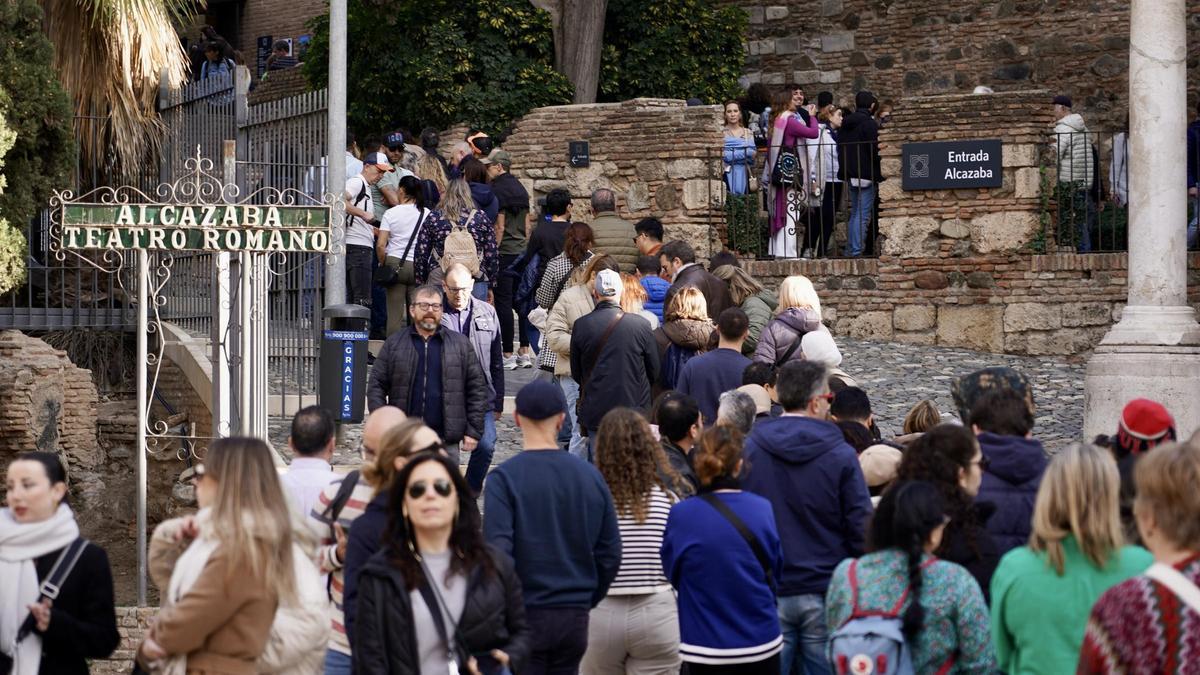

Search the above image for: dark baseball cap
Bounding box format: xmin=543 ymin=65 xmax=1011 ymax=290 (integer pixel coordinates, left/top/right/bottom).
xmin=515 ymin=381 xmax=567 ymax=421
xmin=1053 ymin=95 xmax=1072 ymax=108
xmin=385 ymin=131 xmax=405 ymax=149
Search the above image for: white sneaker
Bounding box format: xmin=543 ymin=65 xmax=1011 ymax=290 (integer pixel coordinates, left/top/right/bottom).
xmin=518 ymin=354 xmax=535 ymax=369
xmin=503 ymin=355 xmax=519 ymax=370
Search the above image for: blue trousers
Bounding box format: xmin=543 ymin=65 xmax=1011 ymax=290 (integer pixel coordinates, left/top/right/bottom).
xmin=465 ymin=413 xmax=497 ymax=494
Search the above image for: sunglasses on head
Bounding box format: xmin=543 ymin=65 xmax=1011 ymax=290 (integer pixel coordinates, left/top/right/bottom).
xmin=408 ymin=478 xmax=453 ymax=500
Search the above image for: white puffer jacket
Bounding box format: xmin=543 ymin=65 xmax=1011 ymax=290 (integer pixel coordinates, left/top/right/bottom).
xmin=1055 ymin=113 xmax=1094 ymax=186
xmin=257 ymin=513 xmax=329 ymax=675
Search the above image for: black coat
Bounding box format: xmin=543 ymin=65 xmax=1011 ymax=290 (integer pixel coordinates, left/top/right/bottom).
xmin=663 ymin=264 xmax=733 ymax=323
xmin=367 ymin=325 xmax=489 ymax=443
xmin=837 ymin=108 xmax=882 ymax=182
xmin=352 ymin=545 xmax=531 ymax=675
xmin=31 ymin=541 xmax=120 ymax=674
xmin=937 ymin=502 xmax=1002 ymax=602
xmin=569 ymin=302 xmax=660 ymax=433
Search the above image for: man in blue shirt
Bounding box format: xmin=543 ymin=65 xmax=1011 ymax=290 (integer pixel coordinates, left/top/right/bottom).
xmin=677 ymin=307 xmax=752 ymax=425
xmin=484 ymin=380 xmax=621 ymax=674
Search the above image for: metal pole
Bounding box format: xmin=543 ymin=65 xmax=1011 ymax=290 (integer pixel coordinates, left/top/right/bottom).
xmin=239 ymin=250 xmax=253 ymax=430
xmin=214 ymin=142 xmax=235 ymax=437
xmin=135 ymin=249 xmax=149 ymax=606
xmin=325 ymin=0 xmax=348 ymax=306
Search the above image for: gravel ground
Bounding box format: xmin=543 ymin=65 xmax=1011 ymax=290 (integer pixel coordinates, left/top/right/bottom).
xmin=268 ymin=336 xmax=1087 ymax=473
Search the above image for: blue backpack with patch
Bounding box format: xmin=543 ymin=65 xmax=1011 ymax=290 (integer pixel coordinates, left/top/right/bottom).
xmin=827 ymin=558 xmax=954 ymax=675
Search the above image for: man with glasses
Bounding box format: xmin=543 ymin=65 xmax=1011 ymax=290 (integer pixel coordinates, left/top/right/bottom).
xmin=440 ymin=264 xmax=504 ymax=495
xmin=367 ymin=284 xmax=489 ymax=467
xmin=633 ymin=216 xmax=665 ymax=260
xmin=310 ymin=405 xmax=406 ymax=675
xmin=741 ymin=360 xmax=872 ymax=675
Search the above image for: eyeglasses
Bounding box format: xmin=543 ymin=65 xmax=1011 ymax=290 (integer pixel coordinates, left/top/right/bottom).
xmin=408 ymin=478 xmax=453 ymax=499
xmin=357 ymin=440 xmax=376 ymax=460
xmin=444 ymin=285 xmax=471 ymax=294
xmin=816 ymin=392 xmax=835 ymax=402
xmin=413 ymin=302 xmax=442 ymax=312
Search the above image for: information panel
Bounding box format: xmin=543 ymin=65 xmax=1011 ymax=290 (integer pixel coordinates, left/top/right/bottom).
xmin=901 ymin=139 xmax=1003 ymax=191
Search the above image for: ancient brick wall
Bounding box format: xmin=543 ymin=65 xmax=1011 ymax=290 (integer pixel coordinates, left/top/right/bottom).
xmin=503 ymin=98 xmax=726 ymax=258
xmin=727 ymin=0 xmax=1200 ymax=130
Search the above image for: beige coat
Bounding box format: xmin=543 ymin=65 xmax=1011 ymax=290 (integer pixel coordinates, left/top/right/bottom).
xmin=546 ymin=283 xmax=597 ymax=377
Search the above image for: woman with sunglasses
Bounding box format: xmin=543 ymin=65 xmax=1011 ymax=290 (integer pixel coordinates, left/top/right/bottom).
xmin=354 ymin=451 xmax=530 ymax=674
xmin=342 ymin=419 xmax=443 ymax=647
xmin=895 ymin=424 xmax=1002 ymax=599
xmin=825 ymin=481 xmax=997 ymax=673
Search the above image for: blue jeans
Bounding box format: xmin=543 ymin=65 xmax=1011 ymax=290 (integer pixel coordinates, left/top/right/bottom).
xmin=528 ymin=323 xmax=542 ymax=355
xmin=555 ymin=375 xmax=588 ymax=460
xmin=778 ymin=594 xmax=832 ymax=675
xmin=324 ymin=649 xmax=351 ymax=675
xmin=473 ymin=280 xmax=488 ymax=301
xmin=465 ymin=412 xmax=497 ymax=494
xmin=1189 ymin=193 xmax=1199 ymax=249
xmin=846 ymin=183 xmax=875 ymax=258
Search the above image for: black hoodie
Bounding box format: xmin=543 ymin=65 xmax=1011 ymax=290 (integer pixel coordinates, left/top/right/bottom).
xmin=837 ymin=107 xmax=881 ymax=182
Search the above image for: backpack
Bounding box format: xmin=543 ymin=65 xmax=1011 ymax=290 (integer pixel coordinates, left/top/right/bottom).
xmin=441 ymin=211 xmax=482 ymax=278
xmin=827 ymin=558 xmax=954 ymax=675
xmin=660 ymin=342 xmax=699 ymax=391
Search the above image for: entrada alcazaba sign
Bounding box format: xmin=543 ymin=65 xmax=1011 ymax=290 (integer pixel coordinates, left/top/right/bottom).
xmin=60 ymin=203 xmax=331 ymax=252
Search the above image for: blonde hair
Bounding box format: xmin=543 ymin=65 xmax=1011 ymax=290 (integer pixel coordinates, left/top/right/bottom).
xmin=665 ymin=286 xmax=708 ymax=322
xmin=438 ymin=177 xmax=475 ymax=224
xmin=620 ymin=273 xmax=647 ymax=313
xmin=903 ymin=400 xmax=941 ymax=435
xmin=1029 ymin=443 xmax=1124 ymax=575
xmin=415 ymin=155 xmax=448 ymax=206
xmin=362 ymin=419 xmax=439 ymax=493
xmin=712 ymin=264 xmax=764 ymax=306
xmin=777 ymin=275 xmax=822 ymax=319
xmin=204 ymin=437 xmax=295 ymax=603
xmin=1134 ymin=441 xmax=1200 ymax=550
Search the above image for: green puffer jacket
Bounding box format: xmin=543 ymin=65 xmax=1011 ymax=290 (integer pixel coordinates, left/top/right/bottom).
xmin=589 ymin=211 xmax=639 ymax=272
xmin=741 ymin=289 xmax=779 ymax=356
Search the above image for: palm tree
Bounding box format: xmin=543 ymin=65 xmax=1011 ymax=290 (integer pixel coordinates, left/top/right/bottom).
xmin=41 ymin=0 xmax=190 ymax=185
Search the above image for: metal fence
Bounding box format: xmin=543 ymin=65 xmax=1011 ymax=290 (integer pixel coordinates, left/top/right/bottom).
xmin=719 ymin=138 xmax=883 ymax=259
xmin=1041 ymin=130 xmax=1129 ymax=253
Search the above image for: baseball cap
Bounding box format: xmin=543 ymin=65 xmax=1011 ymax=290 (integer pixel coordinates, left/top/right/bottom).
xmin=363 ymin=152 xmax=395 ymax=172
xmin=595 ymin=269 xmax=623 ymax=299
xmin=1053 ymin=95 xmax=1072 ymax=108
xmin=859 ymin=444 xmax=903 ymax=488
xmin=515 ymin=380 xmax=567 ymax=421
xmin=481 ymin=149 xmax=512 ymax=169
xmin=737 ymin=384 xmax=772 ymax=416
xmin=385 ymin=131 xmax=405 ymax=149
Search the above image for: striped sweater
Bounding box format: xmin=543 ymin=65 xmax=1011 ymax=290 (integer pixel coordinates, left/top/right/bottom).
xmin=608 ymin=486 xmax=674 ymax=595
xmin=309 ymin=473 xmax=375 ymax=656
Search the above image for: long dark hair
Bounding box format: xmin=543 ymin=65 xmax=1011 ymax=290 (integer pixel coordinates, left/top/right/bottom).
xmin=11 ymin=451 xmax=69 ymax=504
xmin=383 ymin=451 xmax=491 ymax=590
xmin=869 ymin=481 xmax=946 ymax=640
xmin=397 ymin=174 xmax=426 ymax=210
xmin=895 ymin=424 xmax=982 ymax=557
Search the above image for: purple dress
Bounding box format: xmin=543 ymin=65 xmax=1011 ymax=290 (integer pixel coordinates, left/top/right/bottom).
xmin=766 ymin=113 xmax=820 ymax=235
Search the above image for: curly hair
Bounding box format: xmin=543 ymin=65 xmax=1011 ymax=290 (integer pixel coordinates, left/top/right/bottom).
xmin=895 ymin=423 xmax=982 ymax=557
xmin=595 ymin=408 xmax=678 ymax=521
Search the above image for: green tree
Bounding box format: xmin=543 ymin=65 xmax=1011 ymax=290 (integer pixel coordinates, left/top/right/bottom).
xmin=305 ymin=0 xmax=573 ymax=135
xmin=0 ymin=97 xmax=24 ymax=294
xmin=0 ymin=0 xmax=74 ymax=293
xmin=600 ymin=0 xmax=746 ymax=104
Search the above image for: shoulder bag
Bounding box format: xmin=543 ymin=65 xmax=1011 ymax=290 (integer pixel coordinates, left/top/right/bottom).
xmin=374 ymin=207 xmax=427 ymax=287
xmin=1145 ymin=562 xmax=1200 ymax=615
xmin=699 ymin=494 xmax=776 ymax=595
xmin=0 ymin=538 xmax=89 ymax=675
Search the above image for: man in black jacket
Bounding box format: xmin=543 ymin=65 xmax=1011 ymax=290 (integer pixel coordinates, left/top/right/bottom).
xmin=367 ymin=284 xmax=489 ymax=464
xmin=838 ymin=91 xmax=882 ymax=258
xmin=570 ymin=270 xmax=660 ymax=456
xmin=653 ymin=391 xmax=701 ymax=496
xmin=659 ymin=239 xmax=733 ymax=320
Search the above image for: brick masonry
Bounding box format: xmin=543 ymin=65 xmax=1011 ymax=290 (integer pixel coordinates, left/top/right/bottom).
xmin=503 ymin=98 xmax=727 ymax=258
xmin=727 ymin=0 xmax=1200 ymax=130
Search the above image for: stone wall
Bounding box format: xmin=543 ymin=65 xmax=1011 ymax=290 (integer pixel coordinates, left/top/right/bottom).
xmin=502 ymin=98 xmax=726 ymax=258
xmin=92 ymin=608 xmax=156 ymax=674
xmin=727 ymin=0 xmax=1200 ymax=130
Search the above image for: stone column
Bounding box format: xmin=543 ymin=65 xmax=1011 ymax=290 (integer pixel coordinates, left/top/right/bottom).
xmin=1084 ymin=0 xmax=1200 ymax=438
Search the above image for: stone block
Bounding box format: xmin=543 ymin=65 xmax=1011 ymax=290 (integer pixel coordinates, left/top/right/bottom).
xmin=682 ymin=180 xmax=725 ymax=210
xmin=762 ymin=72 xmax=786 ymax=86
xmin=819 ymin=70 xmax=843 ymax=84
xmin=881 ymin=158 xmax=902 ymax=179
xmin=914 ymin=270 xmax=949 ymax=290
xmin=1022 ymin=328 xmax=1105 ymax=355
xmin=667 ymin=158 xmax=708 ymax=180
xmin=881 ymin=216 xmax=940 ymax=258
xmin=1062 ymin=302 xmax=1113 ymax=327
xmin=894 ymin=305 xmax=936 ymax=332
xmin=747 ymin=6 xmax=764 ymax=23
xmin=776 ymin=37 xmax=801 ymax=55
xmin=1004 ymin=303 xmax=1062 ymax=332
xmin=792 ymin=70 xmax=820 ymax=83
xmin=533 ymin=179 xmax=570 ymax=193
xmin=970 ymin=211 xmax=1039 ymax=253
xmin=842 ymin=311 xmax=894 ymax=340
xmin=765 ymin=5 xmax=789 ymax=20
xmin=755 ymin=39 xmax=776 ymax=55
xmin=940 ymin=219 xmax=971 ymax=239
xmin=821 ymin=0 xmax=843 ymax=15
xmin=1015 ymin=167 xmax=1040 ymax=199
xmin=966 ymin=271 xmax=994 ymax=289
xmin=878 ymin=179 xmax=904 ymax=203
xmin=655 ymin=184 xmax=679 ymax=210
xmin=937 ymin=305 xmax=1005 ymax=352
xmin=895 ymin=331 xmax=937 ymax=346
xmin=821 ymin=32 xmax=854 ymax=52
xmin=1002 ymin=143 xmax=1038 ymax=168
xmin=627 ymin=182 xmax=651 ymax=212
xmin=636 ymin=160 xmax=666 ymax=182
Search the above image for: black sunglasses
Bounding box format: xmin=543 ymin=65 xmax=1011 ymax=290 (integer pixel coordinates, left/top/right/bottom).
xmin=408 ymin=478 xmax=453 ymax=500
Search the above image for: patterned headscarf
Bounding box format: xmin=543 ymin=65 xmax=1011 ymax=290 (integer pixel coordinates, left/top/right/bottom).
xmin=951 ymin=367 xmax=1035 ymax=425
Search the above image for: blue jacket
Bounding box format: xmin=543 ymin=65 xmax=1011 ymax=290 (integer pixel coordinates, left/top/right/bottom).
xmin=469 ymin=181 xmax=500 ymax=225
xmin=741 ymin=415 xmax=872 ymax=596
xmin=641 ymin=275 xmax=670 ymax=323
xmin=661 ymin=491 xmax=783 ymax=664
xmin=976 ymin=432 xmax=1047 ymax=556
xmin=341 ymin=490 xmax=387 ymax=647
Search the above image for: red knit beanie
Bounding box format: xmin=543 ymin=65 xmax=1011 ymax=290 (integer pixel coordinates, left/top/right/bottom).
xmin=1115 ymin=398 xmax=1176 ymax=456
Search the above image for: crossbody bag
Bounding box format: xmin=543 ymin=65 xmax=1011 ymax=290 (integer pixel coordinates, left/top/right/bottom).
xmin=1145 ymin=562 xmax=1200 ymax=615
xmin=1 ymin=538 xmax=89 ymax=675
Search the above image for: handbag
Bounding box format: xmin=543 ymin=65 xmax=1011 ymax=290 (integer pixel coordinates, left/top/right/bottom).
xmin=375 ymin=208 xmax=428 ymax=287
xmin=1 ymin=538 xmax=89 ymax=675
xmin=770 ymin=146 xmax=801 ymax=188
xmin=748 ymin=175 xmax=760 ymax=193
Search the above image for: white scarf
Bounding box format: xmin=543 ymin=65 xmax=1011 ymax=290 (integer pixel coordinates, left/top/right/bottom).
xmin=0 ymin=505 xmax=80 ymax=675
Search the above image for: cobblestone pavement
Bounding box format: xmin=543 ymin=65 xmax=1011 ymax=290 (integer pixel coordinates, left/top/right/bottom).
xmin=268 ymin=337 xmax=1087 ymax=473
